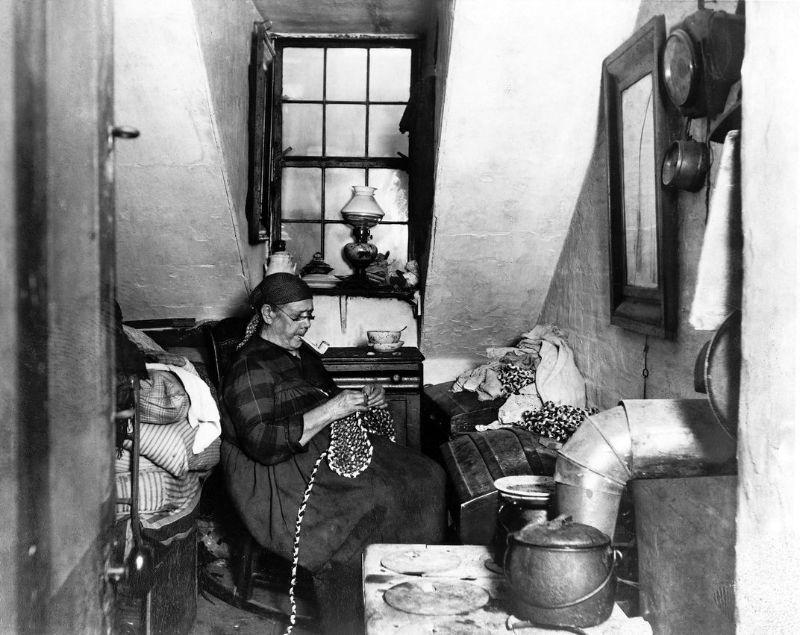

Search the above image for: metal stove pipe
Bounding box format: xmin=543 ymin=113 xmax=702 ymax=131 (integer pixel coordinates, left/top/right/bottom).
xmin=555 ymin=399 xmax=737 ymax=538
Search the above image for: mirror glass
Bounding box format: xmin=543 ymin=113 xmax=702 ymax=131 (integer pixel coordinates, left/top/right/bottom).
xmin=621 ymin=76 xmax=657 ymax=288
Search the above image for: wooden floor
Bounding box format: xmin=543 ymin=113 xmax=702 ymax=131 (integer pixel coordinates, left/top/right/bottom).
xmin=190 ymin=591 xmax=281 ymax=635
xmin=190 ymin=591 xmax=319 ymax=635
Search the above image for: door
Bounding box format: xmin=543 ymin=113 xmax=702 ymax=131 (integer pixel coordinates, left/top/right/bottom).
xmin=1 ymin=1 xmax=123 ymax=632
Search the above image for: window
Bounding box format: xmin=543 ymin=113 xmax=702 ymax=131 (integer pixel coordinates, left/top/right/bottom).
xmin=270 ymin=38 xmax=418 ymax=281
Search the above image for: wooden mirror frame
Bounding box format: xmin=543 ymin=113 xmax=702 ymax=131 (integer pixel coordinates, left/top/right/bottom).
xmin=603 ymin=15 xmax=681 ymax=339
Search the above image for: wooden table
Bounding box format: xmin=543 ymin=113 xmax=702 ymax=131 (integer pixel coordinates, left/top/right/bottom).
xmin=363 ymin=544 xmax=652 ymax=634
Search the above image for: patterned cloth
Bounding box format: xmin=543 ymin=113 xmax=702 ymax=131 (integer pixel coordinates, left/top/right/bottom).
xmin=220 ymin=336 xmax=446 ymax=574
xmin=138 ymin=370 xmax=190 ymax=425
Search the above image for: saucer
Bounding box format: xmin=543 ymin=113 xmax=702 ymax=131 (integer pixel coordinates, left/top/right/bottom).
xmin=302 ymin=273 xmax=340 ymax=289
xmin=494 ymin=475 xmax=555 ymax=502
xmin=371 ymin=341 xmax=403 ymax=352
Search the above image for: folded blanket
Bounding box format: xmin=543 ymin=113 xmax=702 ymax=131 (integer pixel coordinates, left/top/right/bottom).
xmin=139 ymin=369 xmax=190 ymax=425
xmin=115 ymin=451 xmax=162 ymax=475
xmin=121 ymin=420 xmax=221 ymax=478
xmin=146 ymin=362 xmax=221 ymax=454
xmin=115 ymin=469 xmax=203 ymax=516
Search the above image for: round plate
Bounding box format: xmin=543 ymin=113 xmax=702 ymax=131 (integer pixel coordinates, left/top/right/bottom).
xmin=494 ymin=476 xmax=554 ymax=503
xmin=302 ymin=273 xmax=340 ymax=289
xmin=380 ymin=549 xmax=461 ymax=575
xmin=703 ymin=310 xmax=741 ymax=439
xmin=383 ymin=580 xmax=489 ymax=616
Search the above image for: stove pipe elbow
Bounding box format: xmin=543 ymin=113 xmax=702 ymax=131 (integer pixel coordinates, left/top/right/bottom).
xmin=555 ymin=399 xmax=737 ymax=538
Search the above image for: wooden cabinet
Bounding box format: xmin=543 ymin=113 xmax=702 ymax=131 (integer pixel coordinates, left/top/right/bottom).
xmin=322 ymin=347 xmax=424 ymax=449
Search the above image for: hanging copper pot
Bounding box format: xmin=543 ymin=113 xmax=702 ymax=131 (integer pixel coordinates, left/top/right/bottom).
xmin=661 ymin=140 xmax=710 ymax=192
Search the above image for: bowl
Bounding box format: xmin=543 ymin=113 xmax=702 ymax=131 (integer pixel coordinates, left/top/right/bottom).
xmin=367 ymin=330 xmax=402 ymax=344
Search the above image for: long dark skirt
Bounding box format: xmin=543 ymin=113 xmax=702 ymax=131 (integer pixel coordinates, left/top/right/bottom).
xmin=221 ymin=433 xmax=446 ymax=632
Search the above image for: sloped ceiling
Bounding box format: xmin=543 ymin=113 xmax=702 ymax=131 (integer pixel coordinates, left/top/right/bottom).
xmin=115 ymin=0 xmax=260 ymax=321
xmin=250 ymin=0 xmax=432 ymax=33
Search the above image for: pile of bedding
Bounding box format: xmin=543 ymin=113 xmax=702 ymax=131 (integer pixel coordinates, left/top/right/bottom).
xmin=116 ymin=326 xmax=221 ymax=531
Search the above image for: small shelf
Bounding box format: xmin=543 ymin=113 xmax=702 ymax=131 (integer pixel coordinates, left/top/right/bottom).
xmin=310 ymin=285 xmax=417 ymax=303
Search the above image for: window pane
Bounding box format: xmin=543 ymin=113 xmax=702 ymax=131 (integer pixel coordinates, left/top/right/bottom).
xmin=283 ymin=104 xmax=322 ymax=156
xmin=281 ymin=168 xmax=321 ymax=220
xmin=369 ymin=169 xmax=408 ymax=222
xmin=369 ymin=48 xmax=411 ymax=102
xmin=326 ymin=105 xmax=366 ymax=156
xmin=323 ymin=223 xmax=354 ymax=276
xmin=282 ymin=48 xmax=324 ymax=100
xmin=282 ymin=222 xmax=321 ymax=272
xmin=368 ymin=105 xmax=407 ymax=157
xmin=326 ymin=48 xmax=367 ymax=102
xmin=325 ymin=168 xmax=366 ymax=219
xmin=370 ymin=224 xmax=409 ymax=271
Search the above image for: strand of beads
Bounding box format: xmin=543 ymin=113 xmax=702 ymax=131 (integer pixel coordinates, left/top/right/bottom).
xmin=516 ymin=401 xmax=600 ymax=443
xmin=327 ymin=408 xmax=395 ymax=478
xmin=328 ymin=411 xmax=372 ymax=478
xmin=498 ymin=364 xmax=537 ymax=395
xmin=361 ymin=407 xmax=396 ymax=441
xmin=284 ymin=449 xmax=328 ymax=635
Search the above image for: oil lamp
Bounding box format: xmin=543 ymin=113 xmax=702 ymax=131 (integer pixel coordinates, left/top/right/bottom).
xmin=339 ymin=185 xmax=384 ymax=288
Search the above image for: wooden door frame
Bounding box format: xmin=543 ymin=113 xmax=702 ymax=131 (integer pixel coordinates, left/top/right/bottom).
xmin=4 ymin=1 xmax=117 ymax=632
xmin=12 ymin=2 xmax=52 ymax=631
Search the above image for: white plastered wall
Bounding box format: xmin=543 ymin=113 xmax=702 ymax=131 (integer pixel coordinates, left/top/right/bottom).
xmin=422 ymin=0 xmax=639 ymax=384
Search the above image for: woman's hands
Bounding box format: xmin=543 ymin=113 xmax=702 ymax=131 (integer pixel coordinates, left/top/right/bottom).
xmin=361 ymin=383 xmax=387 ymax=409
xmin=326 ymin=389 xmax=370 ymax=420
xmin=326 ymin=384 xmax=386 ymax=419
xmin=300 ymin=384 xmax=387 ymax=446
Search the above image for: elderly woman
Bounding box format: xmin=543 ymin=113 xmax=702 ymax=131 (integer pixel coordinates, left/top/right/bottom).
xmin=220 ymin=273 xmax=445 ymax=632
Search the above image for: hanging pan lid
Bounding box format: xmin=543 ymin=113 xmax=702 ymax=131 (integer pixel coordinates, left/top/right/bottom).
xmin=694 ymin=310 xmax=741 ymax=439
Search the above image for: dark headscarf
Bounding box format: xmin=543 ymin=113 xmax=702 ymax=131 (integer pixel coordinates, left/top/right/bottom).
xmin=238 ymin=273 xmax=313 ymax=350
xmin=249 ymin=273 xmax=312 ymax=310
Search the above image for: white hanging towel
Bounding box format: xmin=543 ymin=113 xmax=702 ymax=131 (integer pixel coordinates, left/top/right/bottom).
xmin=689 ymin=130 xmax=742 ymax=330
xmin=146 ymin=362 xmax=221 ymax=454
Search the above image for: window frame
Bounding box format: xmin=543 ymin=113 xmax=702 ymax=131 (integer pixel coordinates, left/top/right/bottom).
xmin=267 ymin=35 xmax=421 ymax=281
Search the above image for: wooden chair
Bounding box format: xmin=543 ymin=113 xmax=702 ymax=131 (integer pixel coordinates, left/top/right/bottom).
xmin=199 ymin=318 xmax=319 ymax=625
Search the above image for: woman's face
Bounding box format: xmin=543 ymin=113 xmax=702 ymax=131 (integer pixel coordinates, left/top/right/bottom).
xmin=263 ymin=299 xmax=314 ymax=351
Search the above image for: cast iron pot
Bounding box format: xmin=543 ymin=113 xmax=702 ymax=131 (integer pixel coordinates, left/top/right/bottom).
xmin=504 ymin=519 xmax=617 ymax=628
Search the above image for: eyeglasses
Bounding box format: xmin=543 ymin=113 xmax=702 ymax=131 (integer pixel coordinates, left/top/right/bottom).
xmin=275 ymin=306 xmax=315 ymax=323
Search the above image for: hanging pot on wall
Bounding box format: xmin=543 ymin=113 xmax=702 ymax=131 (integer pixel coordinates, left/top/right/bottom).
xmin=661 ymin=140 xmax=710 ymax=192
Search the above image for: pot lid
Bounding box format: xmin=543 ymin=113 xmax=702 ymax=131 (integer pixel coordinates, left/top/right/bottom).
xmin=512 ymin=518 xmax=610 ymax=549
xmin=699 ymin=310 xmax=741 ymax=440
